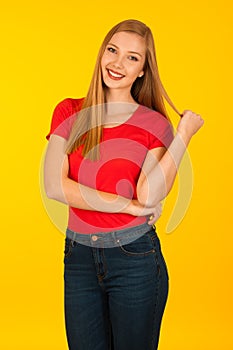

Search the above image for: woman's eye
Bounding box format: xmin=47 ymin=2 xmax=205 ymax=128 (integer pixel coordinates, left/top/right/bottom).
xmin=107 ymin=47 xmax=116 ymax=53
xmin=129 ymin=56 xmax=138 ymax=61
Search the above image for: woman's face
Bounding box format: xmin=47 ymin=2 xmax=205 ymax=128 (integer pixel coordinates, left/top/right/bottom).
xmin=101 ymin=31 xmax=146 ymax=94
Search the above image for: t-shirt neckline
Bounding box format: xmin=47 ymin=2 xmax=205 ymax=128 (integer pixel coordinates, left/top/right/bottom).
xmin=103 ymin=104 xmax=141 ymax=131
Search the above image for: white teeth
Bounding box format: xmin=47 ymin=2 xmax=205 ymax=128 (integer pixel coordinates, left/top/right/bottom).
xmin=108 ymin=69 xmax=124 ymax=78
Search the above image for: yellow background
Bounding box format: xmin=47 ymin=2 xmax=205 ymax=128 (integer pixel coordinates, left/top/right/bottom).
xmin=1 ymin=0 xmax=232 ymax=349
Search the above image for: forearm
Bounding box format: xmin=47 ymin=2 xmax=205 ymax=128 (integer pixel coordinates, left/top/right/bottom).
xmin=46 ymin=171 xmax=134 ymax=214
xmin=137 ymin=131 xmax=191 ymax=207
xmin=60 ymin=177 xmax=134 ymax=214
xmin=44 ymin=135 xmax=134 ymax=214
xmin=44 ymin=135 xmax=166 ymax=218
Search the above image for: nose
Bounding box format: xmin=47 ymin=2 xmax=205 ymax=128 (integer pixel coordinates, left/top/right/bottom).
xmin=112 ymin=54 xmax=124 ymax=69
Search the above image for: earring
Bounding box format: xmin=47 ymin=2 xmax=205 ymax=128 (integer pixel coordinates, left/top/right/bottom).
xmin=138 ymin=74 xmax=143 ymax=78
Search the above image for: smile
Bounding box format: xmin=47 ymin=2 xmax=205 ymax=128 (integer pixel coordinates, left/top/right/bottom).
xmin=107 ymin=69 xmax=125 ymax=80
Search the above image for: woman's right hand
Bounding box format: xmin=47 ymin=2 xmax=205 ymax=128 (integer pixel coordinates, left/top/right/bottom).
xmin=177 ymin=110 xmax=204 ymax=142
xmin=129 ymin=199 xmax=162 ymax=223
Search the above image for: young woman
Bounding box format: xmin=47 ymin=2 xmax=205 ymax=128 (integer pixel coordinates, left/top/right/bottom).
xmin=44 ymin=19 xmax=204 ymax=350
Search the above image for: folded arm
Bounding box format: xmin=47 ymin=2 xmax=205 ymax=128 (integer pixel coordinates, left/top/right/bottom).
xmin=137 ymin=110 xmax=204 ymax=207
xmin=136 ymin=137 xmax=187 ymax=207
xmin=43 ymin=134 xmax=160 ymax=222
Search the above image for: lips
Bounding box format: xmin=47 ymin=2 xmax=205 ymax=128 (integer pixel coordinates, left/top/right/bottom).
xmin=107 ymin=69 xmax=125 ymax=80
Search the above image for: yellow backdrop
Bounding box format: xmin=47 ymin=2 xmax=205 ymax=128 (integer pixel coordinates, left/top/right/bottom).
xmin=1 ymin=0 xmax=232 ymax=349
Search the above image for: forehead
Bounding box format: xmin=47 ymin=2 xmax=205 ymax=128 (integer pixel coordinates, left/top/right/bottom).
xmin=108 ymin=31 xmax=146 ymax=54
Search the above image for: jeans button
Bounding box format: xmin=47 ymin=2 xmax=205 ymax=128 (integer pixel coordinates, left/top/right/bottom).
xmin=92 ymin=235 xmax=98 ymax=241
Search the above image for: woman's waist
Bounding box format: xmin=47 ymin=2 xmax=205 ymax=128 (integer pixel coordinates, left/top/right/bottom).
xmin=68 ymin=207 xmax=148 ymax=234
xmin=66 ymin=220 xmax=153 ymax=248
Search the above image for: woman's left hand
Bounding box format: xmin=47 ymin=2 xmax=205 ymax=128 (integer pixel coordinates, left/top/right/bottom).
xmin=147 ymin=202 xmax=162 ymax=225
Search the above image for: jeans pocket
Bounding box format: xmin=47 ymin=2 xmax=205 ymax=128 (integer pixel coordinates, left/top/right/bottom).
xmin=64 ymin=238 xmax=76 ymax=258
xmin=117 ymin=233 xmax=156 ymax=257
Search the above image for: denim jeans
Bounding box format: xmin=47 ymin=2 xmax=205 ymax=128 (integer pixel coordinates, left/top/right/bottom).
xmin=64 ymin=225 xmax=169 ymax=350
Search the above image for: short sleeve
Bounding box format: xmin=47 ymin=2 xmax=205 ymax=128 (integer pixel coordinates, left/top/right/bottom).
xmin=46 ymin=98 xmax=84 ymax=140
xmin=148 ymin=119 xmax=174 ymax=150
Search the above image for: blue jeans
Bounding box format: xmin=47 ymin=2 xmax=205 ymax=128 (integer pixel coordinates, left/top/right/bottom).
xmin=64 ymin=226 xmax=169 ymax=350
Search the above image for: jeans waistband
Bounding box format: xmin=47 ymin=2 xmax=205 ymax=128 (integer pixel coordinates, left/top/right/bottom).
xmin=66 ymin=222 xmax=154 ymax=248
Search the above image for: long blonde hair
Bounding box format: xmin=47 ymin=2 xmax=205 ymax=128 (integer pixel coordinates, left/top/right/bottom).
xmin=66 ymin=19 xmax=182 ymax=160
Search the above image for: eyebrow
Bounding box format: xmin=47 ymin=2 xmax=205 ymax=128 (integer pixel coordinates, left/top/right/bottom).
xmin=107 ymin=42 xmax=143 ymax=57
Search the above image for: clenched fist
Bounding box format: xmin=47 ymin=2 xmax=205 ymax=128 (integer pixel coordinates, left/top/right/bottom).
xmin=177 ymin=110 xmax=204 ymax=141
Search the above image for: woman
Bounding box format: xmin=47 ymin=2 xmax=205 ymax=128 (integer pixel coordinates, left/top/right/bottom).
xmin=44 ymin=19 xmax=204 ymax=350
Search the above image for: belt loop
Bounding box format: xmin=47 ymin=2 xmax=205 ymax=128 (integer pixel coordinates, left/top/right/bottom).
xmin=72 ymin=231 xmax=76 ymax=242
xmin=112 ymin=231 xmax=119 ymax=245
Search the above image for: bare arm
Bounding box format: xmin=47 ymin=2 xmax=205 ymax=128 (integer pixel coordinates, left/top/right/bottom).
xmin=137 ymin=110 xmax=204 ymax=207
xmin=43 ymin=134 xmax=160 ymax=220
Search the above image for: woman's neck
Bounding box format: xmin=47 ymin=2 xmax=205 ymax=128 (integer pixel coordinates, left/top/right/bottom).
xmin=105 ymin=88 xmax=137 ymax=104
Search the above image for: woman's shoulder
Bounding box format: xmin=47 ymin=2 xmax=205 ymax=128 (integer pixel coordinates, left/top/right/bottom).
xmin=135 ymin=104 xmax=174 ymax=146
xmin=46 ymin=97 xmax=85 ymax=140
xmin=54 ymin=97 xmax=85 ymax=117
xmin=138 ymin=104 xmax=166 ymax=119
xmin=134 ymin=104 xmax=171 ymax=129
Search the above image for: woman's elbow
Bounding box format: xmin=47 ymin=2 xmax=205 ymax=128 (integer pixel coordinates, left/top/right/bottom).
xmin=137 ymin=186 xmax=155 ymax=208
xmin=44 ymin=175 xmax=61 ymax=200
xmin=44 ymin=178 xmax=68 ymax=204
xmin=137 ymin=194 xmax=158 ymax=208
xmin=44 ymin=182 xmax=58 ymax=200
xmin=137 ymin=181 xmax=167 ymax=208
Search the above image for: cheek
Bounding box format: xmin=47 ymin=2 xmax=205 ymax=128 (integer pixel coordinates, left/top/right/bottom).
xmin=128 ymin=66 xmax=143 ymax=78
xmin=101 ymin=53 xmax=110 ymax=68
xmin=100 ymin=55 xmax=106 ymax=71
xmin=100 ymin=60 xmax=104 ymax=72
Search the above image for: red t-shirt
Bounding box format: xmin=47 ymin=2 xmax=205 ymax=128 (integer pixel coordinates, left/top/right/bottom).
xmin=46 ymin=98 xmax=174 ymax=233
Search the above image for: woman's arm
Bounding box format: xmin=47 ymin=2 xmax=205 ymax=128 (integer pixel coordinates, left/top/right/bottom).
xmin=137 ymin=110 xmax=204 ymax=207
xmin=43 ymin=134 xmax=160 ymax=219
